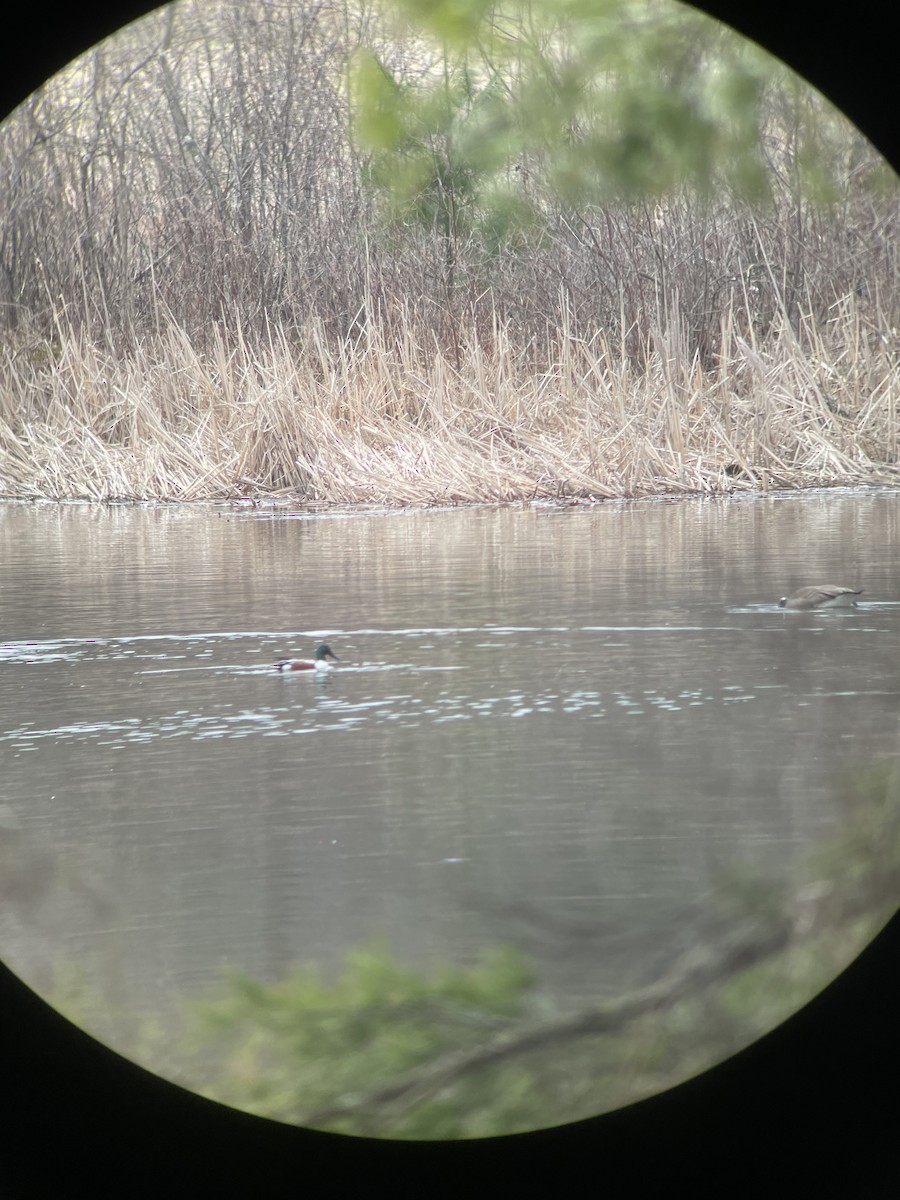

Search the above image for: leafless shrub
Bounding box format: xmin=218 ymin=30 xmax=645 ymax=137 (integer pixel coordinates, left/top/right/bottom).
xmin=0 ymin=1 xmax=897 ymax=501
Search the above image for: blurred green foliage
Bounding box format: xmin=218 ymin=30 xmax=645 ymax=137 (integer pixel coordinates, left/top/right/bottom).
xmin=804 ymin=760 xmax=900 ymax=911
xmin=47 ymin=754 xmax=900 ymax=1138
xmin=185 ymin=940 xmax=536 ymax=1136
xmin=349 ymin=0 xmax=877 ymax=251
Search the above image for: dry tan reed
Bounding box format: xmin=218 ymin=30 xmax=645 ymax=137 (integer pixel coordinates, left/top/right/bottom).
xmin=1 ymin=295 xmax=897 ymax=504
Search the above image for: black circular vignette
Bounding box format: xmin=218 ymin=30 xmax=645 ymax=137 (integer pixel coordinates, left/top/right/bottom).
xmin=2 ymin=916 xmax=898 ymax=1194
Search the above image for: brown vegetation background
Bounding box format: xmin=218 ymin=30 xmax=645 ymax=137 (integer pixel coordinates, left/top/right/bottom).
xmin=0 ymin=0 xmax=897 ymax=502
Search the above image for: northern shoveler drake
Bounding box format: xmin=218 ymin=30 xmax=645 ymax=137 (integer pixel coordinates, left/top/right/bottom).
xmin=778 ymin=585 xmax=863 ymax=610
xmin=275 ymin=643 xmax=339 ymax=672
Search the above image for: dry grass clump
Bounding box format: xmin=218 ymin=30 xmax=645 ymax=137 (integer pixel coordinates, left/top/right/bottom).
xmin=1 ymin=293 xmax=897 ymax=504
xmin=1 ymin=0 xmax=894 ymax=507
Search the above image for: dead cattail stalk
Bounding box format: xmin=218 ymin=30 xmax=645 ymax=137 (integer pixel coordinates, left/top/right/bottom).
xmin=1 ymin=289 xmax=897 ymax=504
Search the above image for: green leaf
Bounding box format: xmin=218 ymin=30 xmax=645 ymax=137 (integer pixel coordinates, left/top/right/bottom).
xmin=351 ymin=51 xmax=407 ymax=150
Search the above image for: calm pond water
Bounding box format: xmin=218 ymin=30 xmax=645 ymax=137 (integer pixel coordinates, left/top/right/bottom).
xmin=2 ymin=489 xmax=899 ymax=1108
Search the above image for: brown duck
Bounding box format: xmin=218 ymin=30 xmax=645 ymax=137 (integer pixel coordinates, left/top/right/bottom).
xmin=778 ymin=586 xmax=862 ymax=610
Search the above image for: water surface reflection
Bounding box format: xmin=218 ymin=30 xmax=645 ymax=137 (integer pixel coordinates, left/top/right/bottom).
xmin=1 ymin=491 xmax=898 ymax=1108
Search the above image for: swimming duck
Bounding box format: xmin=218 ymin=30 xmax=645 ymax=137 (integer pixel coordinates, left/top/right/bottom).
xmin=777 ymin=585 xmax=862 ymax=610
xmin=275 ymin=643 xmax=339 ymax=672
